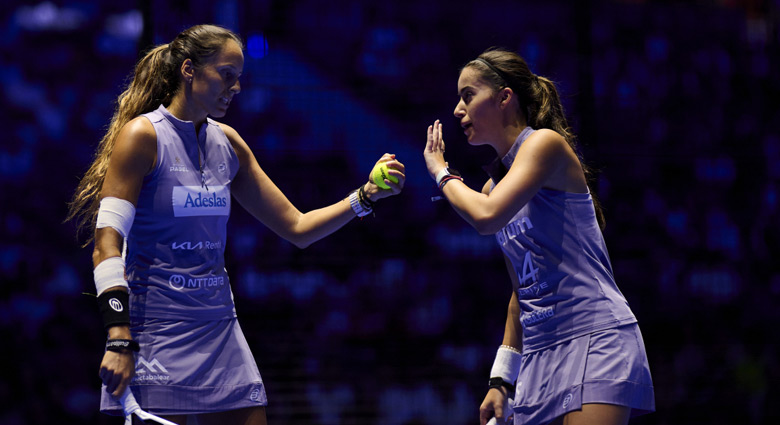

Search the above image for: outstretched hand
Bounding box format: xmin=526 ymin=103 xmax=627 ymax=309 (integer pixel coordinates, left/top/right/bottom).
xmin=364 ymin=153 xmax=405 ymax=201
xmin=424 ymin=119 xmax=447 ymax=180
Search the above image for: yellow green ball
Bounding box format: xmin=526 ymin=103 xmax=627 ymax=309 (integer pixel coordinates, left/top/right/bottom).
xmin=371 ymin=162 xmax=398 ymax=189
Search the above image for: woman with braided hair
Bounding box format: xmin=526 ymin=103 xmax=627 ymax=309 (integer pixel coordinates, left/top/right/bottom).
xmin=423 ymin=47 xmax=654 ymax=425
xmin=68 ymin=24 xmax=404 ymax=424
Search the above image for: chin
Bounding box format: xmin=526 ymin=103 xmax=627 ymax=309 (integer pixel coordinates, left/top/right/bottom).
xmin=467 ymin=136 xmax=487 ymax=147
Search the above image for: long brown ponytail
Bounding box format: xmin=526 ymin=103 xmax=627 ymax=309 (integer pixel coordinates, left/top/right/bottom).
xmin=66 ymin=24 xmax=242 ymax=244
xmin=467 ymin=48 xmax=606 ymax=229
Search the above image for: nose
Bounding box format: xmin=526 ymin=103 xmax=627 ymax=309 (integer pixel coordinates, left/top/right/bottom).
xmin=231 ymin=79 xmax=241 ymax=94
xmin=453 ymin=99 xmax=465 ymax=118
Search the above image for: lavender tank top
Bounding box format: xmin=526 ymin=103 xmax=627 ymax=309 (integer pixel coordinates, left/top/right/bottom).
xmin=126 ymin=105 xmax=239 ymax=321
xmin=489 ymin=127 xmax=636 ymax=352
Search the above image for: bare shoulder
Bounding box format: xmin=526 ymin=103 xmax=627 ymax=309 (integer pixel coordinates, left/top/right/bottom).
xmin=215 ymin=121 xmax=237 ymax=138
xmin=515 ymin=128 xmax=575 ymax=169
xmin=216 ymin=122 xmax=253 ymax=168
xmin=216 ymin=122 xmax=248 ymax=151
xmin=121 ymin=116 xmax=157 ymax=141
xmin=523 ymin=129 xmax=587 ymax=192
xmin=523 ymin=128 xmax=568 ymax=151
xmin=114 ymin=116 xmax=157 ymax=162
xmin=103 ymin=116 xmax=158 ymax=189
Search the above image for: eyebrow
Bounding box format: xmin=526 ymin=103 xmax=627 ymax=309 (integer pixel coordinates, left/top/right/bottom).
xmin=217 ymin=64 xmax=242 ymax=74
xmin=458 ymin=86 xmax=474 ymax=97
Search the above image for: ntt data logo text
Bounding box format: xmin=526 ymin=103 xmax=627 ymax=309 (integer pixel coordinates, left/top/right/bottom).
xmin=169 ymin=274 xmax=225 ymax=290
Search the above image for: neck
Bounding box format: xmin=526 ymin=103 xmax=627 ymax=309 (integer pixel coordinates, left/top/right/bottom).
xmin=493 ymin=119 xmax=527 ymax=158
xmin=167 ymin=92 xmax=207 ymax=133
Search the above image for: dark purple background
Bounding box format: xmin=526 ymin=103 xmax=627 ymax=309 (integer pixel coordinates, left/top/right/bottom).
xmin=1 ymin=0 xmax=778 ymax=424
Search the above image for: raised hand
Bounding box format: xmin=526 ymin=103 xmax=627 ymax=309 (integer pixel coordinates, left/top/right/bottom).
xmin=424 ymin=119 xmax=447 ymax=180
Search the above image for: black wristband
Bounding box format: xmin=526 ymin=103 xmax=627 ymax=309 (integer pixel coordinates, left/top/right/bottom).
xmin=106 ymin=339 xmax=140 ymax=353
xmin=358 ymin=185 xmax=375 ymax=208
xmin=489 ymin=377 xmax=515 ymax=393
xmin=97 ymin=290 xmax=130 ymax=330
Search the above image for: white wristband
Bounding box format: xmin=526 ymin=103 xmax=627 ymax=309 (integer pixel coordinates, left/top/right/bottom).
xmin=348 ymin=191 xmax=371 ymax=217
xmin=96 ymin=197 xmax=136 ymax=238
xmin=490 ymin=346 xmax=523 ymax=383
xmin=435 ymin=168 xmax=450 ymax=186
xmin=94 ymin=256 xmax=128 ymax=296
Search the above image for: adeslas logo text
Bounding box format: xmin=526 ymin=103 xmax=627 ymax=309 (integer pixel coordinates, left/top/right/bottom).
xmin=184 ymin=192 xmax=228 ymax=209
xmin=173 ymin=185 xmax=229 ymax=217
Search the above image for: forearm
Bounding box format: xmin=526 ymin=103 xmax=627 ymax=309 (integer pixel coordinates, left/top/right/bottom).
xmin=286 ymin=196 xmax=358 ymax=248
xmin=502 ymin=291 xmax=522 ymax=350
xmin=489 ymin=294 xmax=523 ymax=395
xmin=440 ymin=180 xmax=498 ymax=234
xmin=92 ymin=225 xmax=130 ymax=330
xmin=93 ymin=227 xmax=124 ymax=266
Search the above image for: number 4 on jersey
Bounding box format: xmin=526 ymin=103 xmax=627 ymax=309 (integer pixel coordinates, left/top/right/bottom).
xmin=518 ymin=251 xmax=539 ymax=286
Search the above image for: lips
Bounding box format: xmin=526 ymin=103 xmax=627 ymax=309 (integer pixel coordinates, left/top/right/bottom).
xmin=219 ymin=97 xmax=231 ymax=107
xmin=462 ymin=122 xmax=472 ymax=134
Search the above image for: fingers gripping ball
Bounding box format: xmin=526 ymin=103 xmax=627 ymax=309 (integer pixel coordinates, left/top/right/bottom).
xmin=371 ymin=162 xmax=399 ymax=189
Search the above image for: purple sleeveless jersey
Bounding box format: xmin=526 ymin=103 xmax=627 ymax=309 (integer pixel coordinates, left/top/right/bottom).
xmin=127 ymin=105 xmax=240 ymax=321
xmin=491 ymin=127 xmax=637 ymax=353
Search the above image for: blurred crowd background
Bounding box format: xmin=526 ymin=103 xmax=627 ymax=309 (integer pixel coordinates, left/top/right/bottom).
xmin=1 ymin=0 xmax=778 ymax=424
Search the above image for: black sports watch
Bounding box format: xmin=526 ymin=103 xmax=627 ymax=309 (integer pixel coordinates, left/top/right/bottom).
xmin=488 ymin=377 xmax=515 ymax=393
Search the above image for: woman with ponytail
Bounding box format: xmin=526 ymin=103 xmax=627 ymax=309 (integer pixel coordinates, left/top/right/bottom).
xmin=68 ymin=24 xmax=404 ymax=424
xmin=423 ymin=48 xmax=653 ymax=425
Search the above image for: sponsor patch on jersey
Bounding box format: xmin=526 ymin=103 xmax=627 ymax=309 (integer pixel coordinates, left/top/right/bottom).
xmin=172 ymin=185 xmax=230 ymax=217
